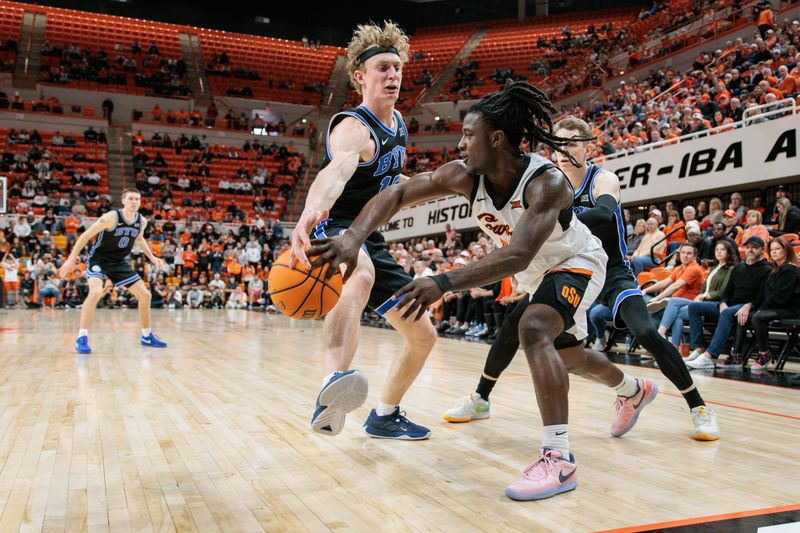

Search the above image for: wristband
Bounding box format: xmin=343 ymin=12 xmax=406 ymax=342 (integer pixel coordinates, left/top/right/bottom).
xmin=431 ymin=273 xmax=453 ymax=292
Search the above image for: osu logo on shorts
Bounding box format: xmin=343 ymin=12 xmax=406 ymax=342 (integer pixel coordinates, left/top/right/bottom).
xmin=561 ymin=285 xmax=581 ymax=309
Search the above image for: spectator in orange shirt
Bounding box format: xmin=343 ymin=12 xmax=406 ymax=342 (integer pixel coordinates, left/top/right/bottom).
xmin=182 ymin=244 xmax=197 ymax=272
xmin=643 ymin=243 xmax=705 ymax=311
xmin=757 ymin=3 xmax=775 ymax=39
xmin=739 ymin=210 xmax=771 ymax=257
xmin=664 ymin=210 xmax=686 ymax=254
xmin=227 ymin=257 xmax=242 ymax=283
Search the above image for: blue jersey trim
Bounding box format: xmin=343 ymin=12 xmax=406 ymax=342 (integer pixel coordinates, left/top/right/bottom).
xmin=376 ymin=294 xmax=406 ymax=317
xmin=358 ymin=104 xmax=400 ymax=136
xmin=325 ymin=111 xmax=381 ymax=168
xmin=612 ymin=288 xmax=643 ymax=320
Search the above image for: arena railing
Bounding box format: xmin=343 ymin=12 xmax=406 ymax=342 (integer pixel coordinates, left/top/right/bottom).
xmin=595 ymin=97 xmax=797 ymax=163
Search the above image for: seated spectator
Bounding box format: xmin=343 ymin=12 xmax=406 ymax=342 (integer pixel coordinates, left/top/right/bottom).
xmin=685 ymin=237 xmax=772 ymax=369
xmin=657 ymin=239 xmax=738 ymax=347
xmin=630 ymin=217 xmax=666 ymax=275
xmin=663 ymin=210 xmax=686 ymax=254
xmin=226 ymin=285 xmax=247 ymax=309
xmin=737 ymin=237 xmax=800 ymax=369
xmin=84 ymin=127 xmax=98 ymax=142
xmin=643 ymin=243 xmax=704 ymax=313
xmin=770 ymin=197 xmax=800 ymax=236
xmin=186 ymin=283 xmax=204 ymax=308
xmin=738 ymin=209 xmax=770 ymax=256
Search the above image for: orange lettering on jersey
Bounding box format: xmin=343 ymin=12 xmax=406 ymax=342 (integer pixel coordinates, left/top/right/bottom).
xmin=477 ymin=212 xmax=512 ymax=237
xmin=500 ymin=239 xmax=509 ymax=247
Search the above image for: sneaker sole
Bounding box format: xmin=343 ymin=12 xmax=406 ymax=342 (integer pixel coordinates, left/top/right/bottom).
xmin=687 ymin=364 xmax=715 ymax=370
xmin=692 ymin=432 xmax=720 ymax=441
xmin=505 ymin=480 xmax=578 ymax=501
xmin=361 ymin=427 xmax=430 ymax=440
xmin=443 ymin=413 xmax=490 ymax=423
xmin=311 ymin=372 xmax=368 ymax=436
xmin=611 ymin=381 xmax=659 ymax=438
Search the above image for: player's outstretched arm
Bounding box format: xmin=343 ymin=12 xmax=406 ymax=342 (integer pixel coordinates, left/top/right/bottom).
xmin=307 ymin=160 xmax=472 ymax=281
xmin=395 ymin=167 xmax=572 ymax=320
xmin=58 ymin=212 xmax=115 ymax=277
xmin=290 ymin=117 xmax=369 ymax=269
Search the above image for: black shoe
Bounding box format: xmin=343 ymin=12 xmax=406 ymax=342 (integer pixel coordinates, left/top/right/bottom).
xmin=436 ymin=322 xmax=451 ymax=334
xmin=722 ymin=353 xmax=743 ymax=366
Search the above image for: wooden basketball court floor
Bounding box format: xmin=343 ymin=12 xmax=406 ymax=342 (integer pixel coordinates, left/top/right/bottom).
xmin=0 ymin=308 xmax=798 ymax=532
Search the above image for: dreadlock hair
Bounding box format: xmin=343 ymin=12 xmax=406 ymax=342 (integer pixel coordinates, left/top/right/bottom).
xmin=468 ymin=80 xmax=593 ymax=165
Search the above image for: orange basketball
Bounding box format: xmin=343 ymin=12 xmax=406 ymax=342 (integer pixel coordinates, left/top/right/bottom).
xmin=268 ymin=249 xmax=343 ymax=319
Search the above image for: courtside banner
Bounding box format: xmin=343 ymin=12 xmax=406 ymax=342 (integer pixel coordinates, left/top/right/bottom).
xmin=382 ymin=117 xmax=799 ymax=241
xmin=599 ymin=117 xmax=800 ymax=204
xmin=380 ymin=194 xmax=472 ymax=241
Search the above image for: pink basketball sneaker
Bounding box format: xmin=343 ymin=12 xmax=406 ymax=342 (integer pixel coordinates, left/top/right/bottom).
xmin=505 ymin=449 xmax=578 ymax=501
xmin=610 ymin=378 xmax=658 ymax=437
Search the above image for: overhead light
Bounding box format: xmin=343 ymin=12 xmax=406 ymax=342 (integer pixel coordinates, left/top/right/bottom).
xmin=434 ymin=116 xmax=441 ymax=121
xmin=254 ymin=16 xmax=270 ymax=24
xmin=301 ymin=118 xmax=307 ymax=123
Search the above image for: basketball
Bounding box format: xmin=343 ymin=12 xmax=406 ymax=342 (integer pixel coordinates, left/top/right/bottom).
xmin=268 ymin=249 xmax=343 ymax=319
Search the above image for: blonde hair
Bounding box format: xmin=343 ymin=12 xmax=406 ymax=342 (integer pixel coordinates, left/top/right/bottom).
xmin=554 ymin=116 xmax=593 ymax=138
xmin=347 ymin=21 xmax=409 ymax=95
xmin=746 ymin=209 xmax=762 ymax=224
xmin=777 ymin=197 xmax=792 ymax=230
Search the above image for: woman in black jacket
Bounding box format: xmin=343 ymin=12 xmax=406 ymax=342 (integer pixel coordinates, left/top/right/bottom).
xmin=770 ymin=197 xmax=800 ymax=237
xmin=749 ymin=237 xmax=800 ymax=370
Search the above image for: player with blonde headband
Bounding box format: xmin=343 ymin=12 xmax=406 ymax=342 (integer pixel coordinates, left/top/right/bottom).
xmin=291 ymin=21 xmax=438 ymax=440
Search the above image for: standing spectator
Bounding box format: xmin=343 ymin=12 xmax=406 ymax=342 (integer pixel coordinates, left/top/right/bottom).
xmin=2 ymin=253 xmax=19 ymax=306
xmin=102 ymin=98 xmax=114 ymax=123
xmin=756 ymin=1 xmax=775 ymax=39
xmin=685 ymin=237 xmax=772 ymax=369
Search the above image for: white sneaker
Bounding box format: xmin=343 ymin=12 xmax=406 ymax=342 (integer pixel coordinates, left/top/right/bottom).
xmin=591 ymin=337 xmax=605 ymax=351
xmin=690 ymin=406 xmax=720 ymax=441
xmin=443 ymin=392 xmax=490 ymax=423
xmin=686 ymin=353 xmax=715 ymax=369
xmin=685 ymin=348 xmax=703 ymax=362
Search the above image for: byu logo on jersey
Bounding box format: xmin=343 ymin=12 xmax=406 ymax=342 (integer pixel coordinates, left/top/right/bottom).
xmin=114 ymin=227 xmax=140 ymax=238
xmin=374 ymin=145 xmax=406 ymax=176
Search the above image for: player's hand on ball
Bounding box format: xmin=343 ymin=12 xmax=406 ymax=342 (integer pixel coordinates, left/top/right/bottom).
xmin=290 ymin=209 xmax=328 ymax=270
xmin=393 ymin=277 xmax=443 ymax=321
xmin=307 ymin=234 xmax=360 ymax=282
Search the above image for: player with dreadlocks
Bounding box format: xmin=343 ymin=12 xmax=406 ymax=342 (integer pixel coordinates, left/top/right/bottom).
xmin=307 ymin=81 xmax=654 ymax=501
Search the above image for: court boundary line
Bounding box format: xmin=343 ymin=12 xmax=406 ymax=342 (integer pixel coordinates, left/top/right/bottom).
xmin=594 ymin=502 xmax=800 ymax=532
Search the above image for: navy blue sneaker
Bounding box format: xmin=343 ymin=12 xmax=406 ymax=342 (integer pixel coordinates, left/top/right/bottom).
xmin=140 ymin=333 xmax=167 ymax=348
xmin=363 ymin=408 xmax=431 ymax=440
xmin=311 ymin=370 xmax=369 ymax=436
xmin=75 ymin=335 xmax=91 ymax=354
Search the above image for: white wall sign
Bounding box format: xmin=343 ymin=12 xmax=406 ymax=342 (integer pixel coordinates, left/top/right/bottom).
xmin=600 ymin=118 xmax=799 ymax=205
xmin=382 ymin=117 xmax=799 ymax=241
xmin=379 ymin=195 xmax=473 ymax=241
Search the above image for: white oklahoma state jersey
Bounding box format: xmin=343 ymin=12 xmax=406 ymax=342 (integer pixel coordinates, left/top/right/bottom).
xmin=471 ymin=153 xmax=607 ymax=295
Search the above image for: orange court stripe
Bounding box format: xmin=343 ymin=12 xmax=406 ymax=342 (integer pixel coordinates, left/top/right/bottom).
xmin=549 ymin=268 xmax=593 ymax=277
xmin=660 ymin=391 xmax=800 ymax=422
xmin=594 ymin=503 xmax=800 ymax=532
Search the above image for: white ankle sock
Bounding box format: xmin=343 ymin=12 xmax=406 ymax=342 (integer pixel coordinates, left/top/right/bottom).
xmin=541 ymin=424 xmax=570 ymax=458
xmin=142 ymin=328 xmax=152 ymax=337
xmin=78 ymin=329 xmax=88 ymax=337
xmin=614 ymin=374 xmax=639 ymax=397
xmin=376 ymin=401 xmax=398 ymax=416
